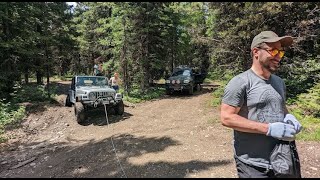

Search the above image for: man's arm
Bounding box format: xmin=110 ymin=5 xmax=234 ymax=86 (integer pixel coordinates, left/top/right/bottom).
xmin=220 ymin=103 xmax=269 ymax=134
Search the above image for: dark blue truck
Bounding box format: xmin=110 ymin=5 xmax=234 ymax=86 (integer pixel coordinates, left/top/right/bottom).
xmin=165 ymin=66 xmax=207 ymax=95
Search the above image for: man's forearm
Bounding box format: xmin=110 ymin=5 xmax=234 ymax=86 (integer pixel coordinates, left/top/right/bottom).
xmin=221 ymin=113 xmax=269 ymax=135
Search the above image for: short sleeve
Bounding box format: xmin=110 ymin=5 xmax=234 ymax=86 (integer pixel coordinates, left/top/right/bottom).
xmin=222 ymin=76 xmax=247 ymax=107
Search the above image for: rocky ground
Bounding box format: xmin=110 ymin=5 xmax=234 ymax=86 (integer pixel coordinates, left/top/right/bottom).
xmin=0 ymin=81 xmax=319 ymax=178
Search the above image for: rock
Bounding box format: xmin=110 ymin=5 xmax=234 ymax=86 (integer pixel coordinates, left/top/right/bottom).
xmin=30 ymin=162 xmax=36 ymax=166
xmin=310 ymin=167 xmax=318 ymax=171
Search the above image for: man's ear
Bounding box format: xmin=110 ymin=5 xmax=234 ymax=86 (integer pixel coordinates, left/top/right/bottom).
xmin=252 ymin=48 xmax=259 ymax=59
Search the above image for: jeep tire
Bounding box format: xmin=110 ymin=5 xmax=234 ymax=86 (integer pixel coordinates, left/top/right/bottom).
xmin=165 ymin=88 xmax=172 ymax=95
xmin=65 ymin=94 xmax=72 ymax=107
xmin=114 ymin=100 xmax=124 ymax=115
xmin=196 ymin=84 xmax=201 ymax=92
xmin=188 ymin=84 xmax=194 ymax=95
xmin=74 ymin=102 xmax=86 ymax=123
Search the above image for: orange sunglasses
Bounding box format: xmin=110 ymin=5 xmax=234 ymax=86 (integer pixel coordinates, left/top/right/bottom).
xmin=259 ymin=48 xmax=285 ymax=58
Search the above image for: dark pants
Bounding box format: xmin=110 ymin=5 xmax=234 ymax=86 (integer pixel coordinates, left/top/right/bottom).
xmin=235 ymin=157 xmax=276 ymax=178
xmin=235 ymin=156 xmax=302 ymax=178
xmin=112 ymin=85 xmax=119 ymax=92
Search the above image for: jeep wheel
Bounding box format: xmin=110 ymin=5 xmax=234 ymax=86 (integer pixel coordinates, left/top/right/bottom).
xmin=165 ymin=88 xmax=172 ymax=95
xmin=188 ymin=85 xmax=194 ymax=95
xmin=196 ymin=84 xmax=201 ymax=92
xmin=65 ymin=94 xmax=72 ymax=107
xmin=74 ymin=102 xmax=86 ymax=123
xmin=114 ymin=100 xmax=124 ymax=115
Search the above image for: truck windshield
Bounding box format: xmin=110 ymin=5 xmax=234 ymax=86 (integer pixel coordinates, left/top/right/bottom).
xmin=76 ymin=77 xmax=108 ymax=86
xmin=172 ymin=69 xmax=191 ymax=76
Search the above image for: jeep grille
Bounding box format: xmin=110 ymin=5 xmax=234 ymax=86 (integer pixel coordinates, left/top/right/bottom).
xmin=93 ymin=92 xmax=113 ymax=98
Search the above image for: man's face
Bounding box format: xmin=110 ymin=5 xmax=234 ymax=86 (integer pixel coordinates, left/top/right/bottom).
xmin=257 ymin=41 xmax=283 ymax=73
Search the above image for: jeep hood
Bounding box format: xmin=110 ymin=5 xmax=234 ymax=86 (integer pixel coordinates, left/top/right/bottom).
xmin=168 ymin=75 xmax=191 ymax=81
xmin=77 ymin=86 xmax=116 ymax=92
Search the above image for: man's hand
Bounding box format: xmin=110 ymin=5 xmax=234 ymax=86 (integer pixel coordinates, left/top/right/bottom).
xmin=284 ymin=114 xmax=303 ymax=133
xmin=266 ymin=122 xmax=297 ymax=140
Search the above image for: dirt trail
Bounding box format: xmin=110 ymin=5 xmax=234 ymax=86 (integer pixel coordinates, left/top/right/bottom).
xmin=0 ymin=82 xmax=319 ymax=178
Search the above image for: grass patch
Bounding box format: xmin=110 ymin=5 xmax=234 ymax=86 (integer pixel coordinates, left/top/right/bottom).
xmin=207 ymin=117 xmax=220 ymax=124
xmin=210 ymin=80 xmax=228 ymax=107
xmin=0 ymin=101 xmax=25 ymax=143
xmin=288 ymin=82 xmax=320 ymax=141
xmin=121 ymin=87 xmax=166 ymax=103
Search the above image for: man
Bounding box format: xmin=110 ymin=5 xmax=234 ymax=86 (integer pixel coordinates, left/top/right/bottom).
xmin=220 ymin=31 xmax=303 ymax=178
xmin=94 ymin=57 xmax=103 ymax=76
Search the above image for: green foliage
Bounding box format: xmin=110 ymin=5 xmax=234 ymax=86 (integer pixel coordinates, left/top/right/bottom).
xmin=121 ymin=87 xmax=165 ymax=103
xmin=10 ymin=83 xmax=58 ymax=103
xmin=291 ymin=110 xmax=320 ymax=141
xmin=210 ymin=72 xmax=234 ymax=107
xmin=0 ymin=82 xmax=59 ymax=142
xmin=289 ymin=82 xmax=320 ymax=141
xmin=0 ymin=2 xmax=76 ymax=99
xmin=281 ymin=56 xmax=320 ymax=98
xmin=0 ymin=100 xmax=25 ymax=143
xmin=295 ymin=82 xmax=320 ymax=118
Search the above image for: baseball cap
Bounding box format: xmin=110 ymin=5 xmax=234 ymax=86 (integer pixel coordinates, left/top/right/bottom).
xmin=251 ymin=31 xmax=293 ymax=49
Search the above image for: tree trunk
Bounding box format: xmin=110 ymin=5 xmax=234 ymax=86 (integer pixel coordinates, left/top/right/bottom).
xmin=36 ymin=71 xmax=43 ymax=84
xmin=46 ymin=47 xmax=50 ymax=98
xmin=24 ymin=69 xmax=29 ymax=84
xmin=121 ymin=15 xmax=129 ymax=95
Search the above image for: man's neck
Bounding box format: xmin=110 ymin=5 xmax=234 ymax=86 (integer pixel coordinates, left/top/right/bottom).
xmin=250 ymin=66 xmax=271 ymax=80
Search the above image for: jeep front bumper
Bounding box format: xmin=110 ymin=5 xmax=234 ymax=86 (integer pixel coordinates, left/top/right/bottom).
xmin=166 ymin=84 xmax=192 ymax=91
xmin=76 ymin=93 xmax=122 ymax=107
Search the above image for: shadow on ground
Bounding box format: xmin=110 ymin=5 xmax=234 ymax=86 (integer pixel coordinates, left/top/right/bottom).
xmin=79 ymin=108 xmax=133 ymax=126
xmin=0 ymin=133 xmax=233 ymax=178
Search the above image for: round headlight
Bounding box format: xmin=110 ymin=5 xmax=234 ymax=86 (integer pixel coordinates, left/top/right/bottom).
xmin=183 ymin=79 xmax=190 ymax=83
xmin=89 ymin=92 xmax=96 ymax=100
xmin=176 ymin=80 xmax=180 ymax=84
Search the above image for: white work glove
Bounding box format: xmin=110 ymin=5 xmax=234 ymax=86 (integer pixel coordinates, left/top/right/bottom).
xmin=266 ymin=122 xmax=297 ymax=141
xmin=284 ymin=114 xmax=303 ymax=133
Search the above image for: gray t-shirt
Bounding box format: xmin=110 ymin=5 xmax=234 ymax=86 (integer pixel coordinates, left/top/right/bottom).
xmin=222 ymin=69 xmax=286 ymax=168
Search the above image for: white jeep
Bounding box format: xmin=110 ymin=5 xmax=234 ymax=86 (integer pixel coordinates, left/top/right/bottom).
xmin=65 ymin=76 xmax=124 ymax=123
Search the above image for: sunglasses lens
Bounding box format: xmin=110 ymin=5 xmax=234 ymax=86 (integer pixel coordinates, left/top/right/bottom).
xmin=271 ymin=49 xmax=285 ymax=58
xmin=279 ymin=51 xmax=284 ymax=58
xmin=271 ymin=49 xmax=278 ymax=56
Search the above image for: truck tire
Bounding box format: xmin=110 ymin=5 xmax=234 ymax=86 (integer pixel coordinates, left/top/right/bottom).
xmin=196 ymin=84 xmax=201 ymax=91
xmin=165 ymin=88 xmax=172 ymax=95
xmin=74 ymin=102 xmax=86 ymax=123
xmin=114 ymin=100 xmax=124 ymax=115
xmin=65 ymin=94 xmax=72 ymax=107
xmin=188 ymin=84 xmax=194 ymax=95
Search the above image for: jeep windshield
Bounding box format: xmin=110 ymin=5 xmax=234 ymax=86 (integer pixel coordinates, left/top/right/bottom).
xmin=172 ymin=69 xmax=191 ymax=77
xmin=76 ymin=77 xmax=108 ymax=87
